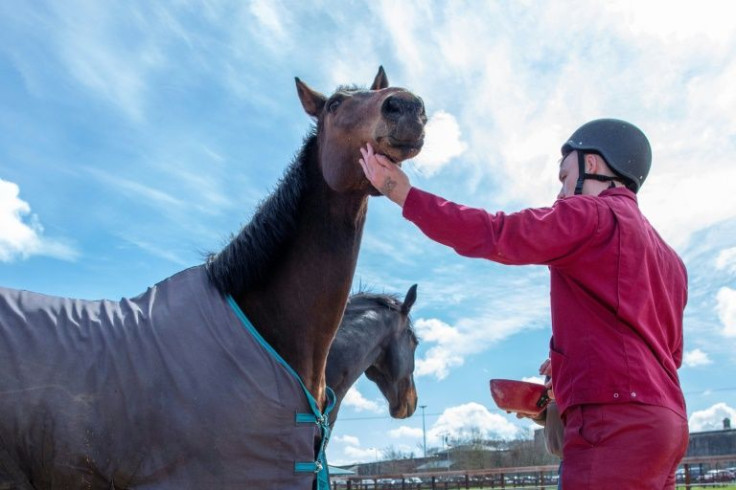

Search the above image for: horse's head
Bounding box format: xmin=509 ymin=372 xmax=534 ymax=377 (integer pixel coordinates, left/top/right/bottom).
xmin=364 ymin=284 xmax=419 ymax=419
xmin=295 ymin=67 xmax=426 ymax=195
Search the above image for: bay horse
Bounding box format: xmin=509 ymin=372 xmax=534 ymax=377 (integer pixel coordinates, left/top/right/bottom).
xmin=327 ymin=284 xmax=419 ymax=426
xmin=0 ymin=67 xmax=426 ymax=490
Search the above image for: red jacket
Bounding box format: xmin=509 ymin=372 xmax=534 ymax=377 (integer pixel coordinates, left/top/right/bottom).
xmin=403 ymin=186 xmax=687 ymax=418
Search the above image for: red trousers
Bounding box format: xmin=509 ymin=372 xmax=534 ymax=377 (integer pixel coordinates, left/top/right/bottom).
xmin=562 ymin=403 xmax=688 ymax=490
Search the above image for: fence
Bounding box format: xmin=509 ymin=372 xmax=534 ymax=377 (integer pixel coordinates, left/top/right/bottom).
xmin=331 ymin=454 xmax=736 ymax=490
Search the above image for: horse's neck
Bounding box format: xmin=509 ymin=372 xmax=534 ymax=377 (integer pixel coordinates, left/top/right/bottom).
xmin=329 ymin=315 xmax=387 ymax=400
xmin=238 ymin=180 xmax=369 ymax=409
xmin=326 ymin=308 xmax=391 ymax=425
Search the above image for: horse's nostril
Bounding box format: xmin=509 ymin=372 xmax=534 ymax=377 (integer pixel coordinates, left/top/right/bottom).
xmin=383 ymin=96 xmax=403 ymax=117
xmin=382 ymin=94 xmax=424 ymax=119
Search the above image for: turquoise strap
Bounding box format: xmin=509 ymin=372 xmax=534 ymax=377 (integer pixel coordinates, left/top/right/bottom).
xmin=294 ymin=461 xmax=322 ymax=473
xmin=295 ymin=413 xmax=317 ymax=424
xmin=227 ymin=296 xmax=336 ymax=490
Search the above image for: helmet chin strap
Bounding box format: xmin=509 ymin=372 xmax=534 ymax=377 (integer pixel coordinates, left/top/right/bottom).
xmin=574 ymin=152 xmax=625 ymax=195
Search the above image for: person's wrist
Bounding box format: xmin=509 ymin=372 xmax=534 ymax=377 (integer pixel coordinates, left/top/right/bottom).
xmin=392 ymin=184 xmax=410 ymax=207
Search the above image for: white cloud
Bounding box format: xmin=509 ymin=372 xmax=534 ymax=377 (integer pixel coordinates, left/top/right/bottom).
xmin=389 ymin=426 xmax=423 ymax=440
xmin=607 ymin=0 xmax=736 ymax=44
xmin=683 ymin=349 xmax=713 ymax=367
xmin=641 ymin=159 xmax=736 ymax=250
xmin=343 ymin=387 xmax=383 ymax=413
xmin=716 ymin=247 xmax=736 ymax=274
xmin=247 ymin=0 xmax=293 ymax=52
xmin=689 ymin=402 xmax=736 ymax=432
xmin=84 ymin=167 xmax=183 ymax=209
xmin=413 ymin=111 xmax=468 ymax=176
xmin=332 ymin=403 xmax=525 ymax=465
xmin=0 ymin=179 xmax=77 ymax=262
xmin=363 ymin=1 xmax=736 ymax=248
xmin=428 ymin=402 xmax=522 ymax=444
xmin=342 ymin=445 xmax=383 ymax=463
xmin=414 ymin=318 xmax=465 ymax=379
xmin=46 ymin=2 xmax=167 ymax=121
xmin=376 ymin=0 xmax=428 ymax=78
xmin=716 ymin=288 xmax=736 ymax=337
xmin=328 ymin=433 xmax=384 ymax=466
xmin=414 ymin=297 xmax=548 ymax=381
xmin=332 ymin=434 xmax=360 ymax=447
xmin=119 ymin=237 xmax=190 ymax=267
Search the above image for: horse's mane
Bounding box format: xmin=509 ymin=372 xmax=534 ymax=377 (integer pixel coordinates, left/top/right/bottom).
xmin=347 ymin=290 xmax=403 ymax=311
xmin=206 ymin=132 xmax=317 ymax=296
xmin=346 ymin=289 xmax=419 ymax=343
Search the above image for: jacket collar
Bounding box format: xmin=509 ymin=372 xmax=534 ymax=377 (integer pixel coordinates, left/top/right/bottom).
xmin=600 ymin=186 xmax=638 ymax=204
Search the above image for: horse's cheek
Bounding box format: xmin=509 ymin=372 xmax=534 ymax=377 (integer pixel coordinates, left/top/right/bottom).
xmin=372 ymin=119 xmax=389 ymax=140
xmin=320 ymin=149 xmax=361 ymax=193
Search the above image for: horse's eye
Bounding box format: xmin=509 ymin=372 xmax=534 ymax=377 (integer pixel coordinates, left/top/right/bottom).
xmin=328 ymin=98 xmax=342 ymax=113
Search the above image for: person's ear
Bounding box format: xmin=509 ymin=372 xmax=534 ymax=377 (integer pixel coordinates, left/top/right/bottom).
xmin=585 ymin=153 xmax=600 ymax=174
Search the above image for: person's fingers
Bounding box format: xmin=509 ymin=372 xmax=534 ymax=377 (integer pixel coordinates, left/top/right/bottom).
xmin=539 ymin=359 xmax=551 ymax=375
xmin=374 ymin=154 xmax=393 ymax=168
xmin=359 ymin=158 xmax=370 ymax=178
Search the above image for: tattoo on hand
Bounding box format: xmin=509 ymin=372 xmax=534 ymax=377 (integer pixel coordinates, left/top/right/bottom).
xmin=381 ymin=178 xmax=397 ymax=196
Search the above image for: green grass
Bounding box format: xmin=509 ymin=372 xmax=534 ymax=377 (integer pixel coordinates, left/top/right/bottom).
xmin=675 ymin=486 xmax=736 ymax=490
xmin=456 ymin=486 xmax=736 ymax=490
xmin=450 ymin=487 xmax=736 ymax=490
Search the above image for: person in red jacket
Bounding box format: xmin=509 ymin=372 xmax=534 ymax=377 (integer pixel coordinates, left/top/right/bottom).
xmin=359 ymin=119 xmax=688 ymax=490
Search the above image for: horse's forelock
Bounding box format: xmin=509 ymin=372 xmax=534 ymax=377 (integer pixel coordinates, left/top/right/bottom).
xmin=335 ymin=84 xmax=365 ymax=93
xmin=349 ymin=291 xmax=402 ymax=311
xmin=346 ymin=292 xmax=419 ymax=344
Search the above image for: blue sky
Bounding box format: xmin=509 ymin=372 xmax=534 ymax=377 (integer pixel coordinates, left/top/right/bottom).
xmin=1 ymin=1 xmax=735 ymax=467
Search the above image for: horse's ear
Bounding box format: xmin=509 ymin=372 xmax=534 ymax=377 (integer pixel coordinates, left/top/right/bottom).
xmin=401 ymin=284 xmax=418 ymax=314
xmin=371 ymin=66 xmax=389 ymax=90
xmin=295 ymin=77 xmax=326 ymax=118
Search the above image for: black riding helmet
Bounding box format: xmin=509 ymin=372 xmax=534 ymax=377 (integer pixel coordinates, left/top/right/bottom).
xmin=561 ymin=118 xmax=652 ymax=194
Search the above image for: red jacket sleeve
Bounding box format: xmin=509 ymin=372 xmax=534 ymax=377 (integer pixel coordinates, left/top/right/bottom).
xmin=402 ymin=187 xmax=601 ymax=266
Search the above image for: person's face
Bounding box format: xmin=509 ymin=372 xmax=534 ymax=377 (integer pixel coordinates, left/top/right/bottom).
xmin=557 ymin=151 xmax=579 ymax=199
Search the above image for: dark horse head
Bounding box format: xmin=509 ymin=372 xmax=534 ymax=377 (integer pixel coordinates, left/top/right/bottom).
xmin=296 ymin=67 xmax=427 ymax=195
xmin=328 ymin=284 xmax=419 ymax=421
xmin=207 ymin=68 xmax=426 ymax=405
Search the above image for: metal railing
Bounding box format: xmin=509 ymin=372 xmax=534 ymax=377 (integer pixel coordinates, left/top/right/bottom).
xmin=330 ymin=455 xmax=736 ymax=490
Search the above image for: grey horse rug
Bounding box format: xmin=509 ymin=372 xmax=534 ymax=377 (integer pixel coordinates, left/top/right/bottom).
xmin=0 ymin=265 xmax=334 ymax=489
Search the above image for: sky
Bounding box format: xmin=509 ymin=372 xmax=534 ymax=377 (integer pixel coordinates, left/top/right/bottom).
xmin=1 ymin=0 xmax=735 ymax=468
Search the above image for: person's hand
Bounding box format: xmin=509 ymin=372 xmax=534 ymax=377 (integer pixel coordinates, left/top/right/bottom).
xmin=539 ymin=359 xmax=552 ymax=377
xmin=539 ymin=358 xmax=555 ymax=400
xmin=512 ymin=410 xmax=547 ymax=426
xmin=359 ymin=143 xmax=411 ymax=206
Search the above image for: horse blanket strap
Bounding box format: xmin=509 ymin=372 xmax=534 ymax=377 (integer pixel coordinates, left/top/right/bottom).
xmin=228 ymin=295 xmax=336 ymax=490
xmin=294 ymin=389 xmax=336 ymax=489
xmin=0 ymin=265 xmax=330 ymax=489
